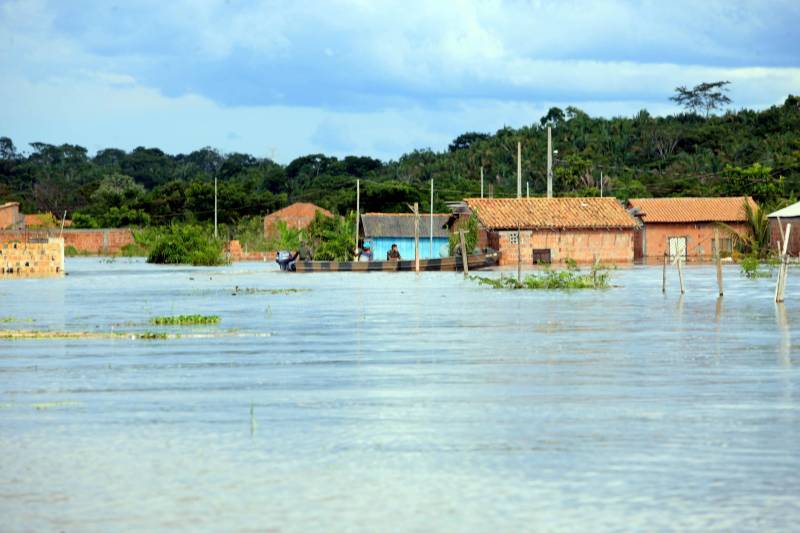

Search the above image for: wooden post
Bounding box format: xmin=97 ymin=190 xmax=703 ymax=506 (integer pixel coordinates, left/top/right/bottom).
xmin=676 ymin=242 xmax=685 ymax=294
xmin=547 ymin=126 xmax=553 ymax=198
xmin=776 ymin=223 xmax=791 ymax=303
xmin=414 ymin=202 xmax=420 ymax=274
xmin=59 ymin=210 xmax=67 ymax=238
xmin=517 ymin=224 xmax=522 ymax=282
xmin=430 ymin=179 xmax=434 ymax=259
xmin=459 ymin=229 xmax=469 ymax=277
xmin=480 ymin=166 xmax=484 ymax=199
xmin=714 ymin=227 xmax=723 ymax=296
xmin=355 ymin=179 xmax=360 ymax=256
xmin=517 ymin=141 xmax=522 ymax=198
xmin=662 ymin=252 xmax=667 ymax=293
xmin=214 ymin=176 xmax=218 ymax=238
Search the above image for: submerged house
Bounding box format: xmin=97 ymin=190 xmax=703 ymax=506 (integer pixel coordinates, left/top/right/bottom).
xmin=462 ymin=197 xmax=636 ymax=266
xmin=360 ymin=213 xmax=451 ymax=260
xmin=0 ymin=202 xmax=22 ymax=229
xmin=263 ymin=202 xmax=332 ymax=238
xmin=768 ymin=201 xmax=800 ymax=256
xmin=626 ymin=197 xmax=756 ymax=261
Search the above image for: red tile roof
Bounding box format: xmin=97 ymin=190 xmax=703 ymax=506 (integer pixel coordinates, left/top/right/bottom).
xmin=465 ymin=197 xmax=636 ymax=230
xmin=627 ymin=197 xmax=756 ymax=223
xmin=264 ymin=202 xmax=332 ymax=221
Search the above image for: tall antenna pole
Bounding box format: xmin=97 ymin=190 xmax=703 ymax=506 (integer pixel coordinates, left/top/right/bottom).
xmin=214 ymin=176 xmax=218 ymax=238
xmin=517 ymin=141 xmax=522 ymax=198
xmin=355 ymin=179 xmax=360 ymax=254
xmin=547 ymin=127 xmax=553 ymax=198
xmin=526 ymin=181 xmax=529 ymax=198
xmin=430 ymin=179 xmax=434 ymax=258
xmin=480 ymin=166 xmax=484 ymax=198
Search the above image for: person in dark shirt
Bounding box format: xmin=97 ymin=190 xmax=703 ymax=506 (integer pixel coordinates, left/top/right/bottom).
xmin=386 ymin=243 xmax=401 ymax=261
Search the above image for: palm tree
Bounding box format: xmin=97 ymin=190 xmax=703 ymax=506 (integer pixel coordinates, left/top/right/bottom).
xmin=719 ymin=199 xmax=771 ymax=258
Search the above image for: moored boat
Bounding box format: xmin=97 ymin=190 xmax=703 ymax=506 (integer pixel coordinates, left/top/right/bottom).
xmin=282 ymin=251 xmax=499 ymax=272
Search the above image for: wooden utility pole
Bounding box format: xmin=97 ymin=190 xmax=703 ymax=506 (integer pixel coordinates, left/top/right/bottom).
xmin=413 ymin=202 xmax=420 ymax=274
xmin=676 ymin=242 xmax=685 ymax=294
xmin=480 ymin=166 xmax=484 ymax=198
xmin=662 ymin=252 xmax=667 ymax=293
xmin=430 ymin=179 xmax=434 ymax=258
xmin=517 ymin=141 xmax=522 ymax=198
xmin=714 ymin=227 xmax=723 ymax=296
xmin=355 ymin=179 xmax=360 ymax=255
xmin=547 ymin=126 xmax=553 ymax=198
xmin=459 ymin=229 xmax=469 ymax=277
xmin=517 ymin=223 xmax=522 ymax=282
xmin=214 ymin=176 xmax=218 ymax=238
xmin=59 ymin=210 xmax=67 ymax=238
xmin=526 ymin=181 xmax=529 ymax=198
xmin=600 ymin=171 xmax=603 ymax=198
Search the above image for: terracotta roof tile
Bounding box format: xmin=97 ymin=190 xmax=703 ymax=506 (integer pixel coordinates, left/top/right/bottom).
xmin=627 ymin=197 xmax=756 ymax=223
xmin=465 ymin=197 xmax=636 ymax=230
xmin=264 ymin=202 xmax=332 ymax=220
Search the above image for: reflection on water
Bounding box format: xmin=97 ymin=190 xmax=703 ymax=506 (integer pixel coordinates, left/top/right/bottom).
xmin=1 ymin=258 xmax=799 ymax=532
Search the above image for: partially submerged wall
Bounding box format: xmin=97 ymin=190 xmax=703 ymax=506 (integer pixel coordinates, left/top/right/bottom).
xmin=490 ymin=228 xmax=634 ymax=266
xmin=0 ymin=228 xmax=135 ymax=254
xmin=1 ymin=237 xmax=64 ymax=278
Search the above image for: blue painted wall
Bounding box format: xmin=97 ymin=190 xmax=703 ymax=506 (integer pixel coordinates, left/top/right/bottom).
xmin=368 ymin=237 xmax=450 ymax=260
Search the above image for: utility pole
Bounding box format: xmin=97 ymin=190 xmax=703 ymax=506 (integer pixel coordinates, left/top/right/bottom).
xmin=430 ymin=179 xmax=434 ymax=258
xmin=600 ymin=170 xmax=604 ymax=198
xmin=413 ymin=202 xmax=420 ymax=273
xmin=526 ymin=181 xmax=529 ymax=198
xmin=480 ymin=166 xmax=484 ymax=198
xmin=517 ymin=141 xmax=522 ymax=198
xmin=214 ymin=176 xmax=218 ymax=238
xmin=355 ymin=179 xmax=360 ymax=254
xmin=547 ymin=127 xmax=553 ymax=198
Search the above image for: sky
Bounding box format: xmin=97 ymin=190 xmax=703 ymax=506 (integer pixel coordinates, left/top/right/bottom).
xmin=1 ymin=0 xmax=799 ymax=163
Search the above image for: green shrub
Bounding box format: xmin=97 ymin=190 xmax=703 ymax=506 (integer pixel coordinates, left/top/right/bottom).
xmin=471 ymin=264 xmax=611 ymax=289
xmin=140 ymin=223 xmax=228 ymax=266
xmin=739 ymin=254 xmax=772 ymax=279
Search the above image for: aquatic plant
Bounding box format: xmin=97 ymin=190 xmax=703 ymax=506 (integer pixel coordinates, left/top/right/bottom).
xmin=739 ymin=255 xmax=774 ymax=279
xmin=150 ymin=314 xmax=221 ymax=325
xmin=0 ymin=316 xmax=34 ymax=323
xmin=471 ymin=264 xmax=611 ymax=290
xmin=232 ymin=287 xmax=310 ymax=295
xmin=137 ymin=331 xmax=170 ymax=339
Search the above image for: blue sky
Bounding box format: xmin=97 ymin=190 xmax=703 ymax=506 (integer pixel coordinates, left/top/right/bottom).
xmin=1 ymin=0 xmax=798 ymax=162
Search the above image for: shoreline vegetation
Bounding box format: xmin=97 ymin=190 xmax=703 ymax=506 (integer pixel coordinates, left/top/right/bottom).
xmin=0 ymin=329 xmax=272 ymax=340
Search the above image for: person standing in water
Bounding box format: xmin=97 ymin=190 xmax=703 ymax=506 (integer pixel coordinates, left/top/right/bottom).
xmin=386 ymin=243 xmax=401 ymax=261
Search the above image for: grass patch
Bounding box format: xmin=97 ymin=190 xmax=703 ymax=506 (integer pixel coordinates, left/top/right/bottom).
xmin=64 ymin=245 xmax=92 ymax=257
xmin=119 ymin=242 xmax=148 ymax=257
xmin=739 ymin=255 xmax=775 ymax=279
xmin=150 ymin=314 xmax=221 ymax=325
xmin=471 ymin=265 xmax=611 ymax=290
xmin=0 ymin=330 xmax=173 ymax=340
xmin=32 ymin=401 xmax=82 ymax=410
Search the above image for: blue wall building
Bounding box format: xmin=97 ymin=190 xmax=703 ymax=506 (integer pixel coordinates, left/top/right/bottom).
xmin=361 ymin=213 xmax=451 ymax=260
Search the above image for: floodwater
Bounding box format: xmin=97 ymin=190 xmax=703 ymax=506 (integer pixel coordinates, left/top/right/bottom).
xmin=1 ymin=258 xmax=798 ymax=532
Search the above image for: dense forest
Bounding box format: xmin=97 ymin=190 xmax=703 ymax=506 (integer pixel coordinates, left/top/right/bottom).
xmin=1 ymin=94 xmax=798 ymax=231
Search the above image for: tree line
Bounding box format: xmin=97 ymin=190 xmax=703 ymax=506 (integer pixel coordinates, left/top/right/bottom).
xmin=1 ymin=93 xmax=798 ymax=230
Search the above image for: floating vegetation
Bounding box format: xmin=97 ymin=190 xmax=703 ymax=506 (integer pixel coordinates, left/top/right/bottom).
xmin=32 ymin=401 xmax=82 ymax=410
xmin=150 ymin=314 xmax=221 ymax=325
xmin=0 ymin=316 xmax=35 ymax=323
xmin=0 ymin=329 xmax=271 ymax=341
xmin=0 ymin=330 xmax=173 ymax=340
xmin=231 ymin=286 xmax=310 ymax=295
xmin=471 ymin=265 xmax=611 ymax=290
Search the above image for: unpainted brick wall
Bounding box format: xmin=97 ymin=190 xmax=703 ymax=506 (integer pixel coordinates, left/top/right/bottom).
xmin=0 ymin=238 xmax=64 ymax=278
xmin=640 ymin=222 xmax=750 ymax=261
xmin=492 ymin=228 xmax=634 ymax=266
xmin=0 ymin=229 xmax=135 ymax=254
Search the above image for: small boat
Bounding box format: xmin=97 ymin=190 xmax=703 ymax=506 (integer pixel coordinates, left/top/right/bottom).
xmin=281 ymin=251 xmax=499 ymax=273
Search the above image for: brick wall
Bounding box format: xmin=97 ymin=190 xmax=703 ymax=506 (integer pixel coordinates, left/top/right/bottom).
xmin=0 ymin=228 xmax=135 ymax=254
xmin=639 ymin=222 xmax=750 ymax=261
xmin=1 ymin=237 xmax=64 ymax=278
xmin=770 ymin=218 xmax=800 ymax=256
xmin=0 ymin=203 xmax=21 ymax=229
xmin=225 ymin=240 xmax=276 ymax=262
xmin=491 ymin=228 xmax=634 ymax=266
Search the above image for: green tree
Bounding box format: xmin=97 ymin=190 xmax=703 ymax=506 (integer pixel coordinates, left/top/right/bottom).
xmin=671 ymin=81 xmax=732 ymax=117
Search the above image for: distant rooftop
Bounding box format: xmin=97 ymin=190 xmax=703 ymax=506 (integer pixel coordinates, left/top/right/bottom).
xmin=768 ymin=201 xmax=800 ymax=219
xmin=627 ymin=197 xmax=756 ymax=223
xmin=465 ymin=197 xmax=636 ymax=230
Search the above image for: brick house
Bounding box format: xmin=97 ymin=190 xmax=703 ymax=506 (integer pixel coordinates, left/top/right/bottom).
xmin=768 ymin=201 xmax=800 ymax=256
xmin=0 ymin=202 xmax=22 ymax=229
xmin=464 ymin=197 xmax=636 ymax=266
xmin=627 ymin=197 xmax=756 ymax=261
xmin=263 ymin=202 xmax=332 ymax=238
